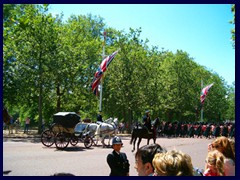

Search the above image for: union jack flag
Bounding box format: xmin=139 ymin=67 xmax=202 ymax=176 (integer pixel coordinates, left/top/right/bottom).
xmin=200 ymin=83 xmax=214 ymax=104
xmin=91 ymin=50 xmax=119 ymax=95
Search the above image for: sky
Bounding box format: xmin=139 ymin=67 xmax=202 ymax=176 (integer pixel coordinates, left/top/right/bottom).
xmin=48 ymin=4 xmax=235 ymax=86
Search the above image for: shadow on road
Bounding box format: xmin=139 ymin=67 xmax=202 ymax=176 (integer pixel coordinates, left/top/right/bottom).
xmin=3 ymin=137 xmax=41 ymax=144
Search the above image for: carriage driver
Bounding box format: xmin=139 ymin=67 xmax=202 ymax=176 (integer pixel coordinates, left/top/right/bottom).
xmin=97 ymin=111 xmax=103 ymax=123
xmin=106 ymin=136 xmax=130 ymax=176
xmin=143 ymin=110 xmax=152 ymax=133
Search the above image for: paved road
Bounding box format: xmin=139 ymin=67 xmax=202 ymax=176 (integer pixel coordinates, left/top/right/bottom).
xmin=3 ymin=134 xmax=213 ymax=176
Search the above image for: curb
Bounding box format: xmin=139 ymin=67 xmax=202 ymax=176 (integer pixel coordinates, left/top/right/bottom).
xmin=3 ymin=132 xmax=131 ymax=139
xmin=3 ymin=134 xmax=41 ymax=138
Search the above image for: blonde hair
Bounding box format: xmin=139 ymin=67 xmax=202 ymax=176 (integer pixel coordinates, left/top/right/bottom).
xmin=211 ymin=136 xmax=235 ymax=162
xmin=205 ymin=149 xmax=225 ymax=176
xmin=152 ymin=150 xmax=194 ymax=176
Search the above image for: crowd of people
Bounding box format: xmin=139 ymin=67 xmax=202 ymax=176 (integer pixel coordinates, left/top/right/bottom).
xmin=106 ymin=135 xmax=235 ymax=176
xmin=107 ymin=110 xmax=235 ymax=176
xmin=129 ymin=110 xmax=235 ymax=140
xmin=156 ymin=121 xmax=235 ymax=139
xmin=3 ymin=116 xmax=32 ymax=134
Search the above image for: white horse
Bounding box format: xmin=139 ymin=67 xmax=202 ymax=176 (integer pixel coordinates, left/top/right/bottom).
xmin=85 ymin=118 xmax=118 ymax=147
xmin=96 ymin=117 xmax=119 ymax=147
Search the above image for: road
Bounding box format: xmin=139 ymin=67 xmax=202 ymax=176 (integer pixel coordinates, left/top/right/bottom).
xmin=3 ymin=135 xmax=213 ymax=176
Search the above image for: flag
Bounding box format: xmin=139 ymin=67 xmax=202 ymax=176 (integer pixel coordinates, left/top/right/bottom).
xmin=98 ymin=50 xmax=118 ymax=73
xmin=91 ymin=76 xmax=101 ymax=95
xmin=200 ymin=83 xmax=214 ymax=104
xmin=91 ymin=50 xmax=119 ymax=95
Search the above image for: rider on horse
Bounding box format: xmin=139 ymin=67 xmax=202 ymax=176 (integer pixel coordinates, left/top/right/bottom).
xmin=143 ymin=110 xmax=152 ymax=134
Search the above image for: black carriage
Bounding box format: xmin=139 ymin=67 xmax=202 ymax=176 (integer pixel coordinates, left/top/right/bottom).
xmin=41 ymin=112 xmax=95 ymax=149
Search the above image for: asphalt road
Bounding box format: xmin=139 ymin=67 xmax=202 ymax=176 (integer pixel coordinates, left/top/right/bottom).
xmin=3 ymin=134 xmax=214 ymax=176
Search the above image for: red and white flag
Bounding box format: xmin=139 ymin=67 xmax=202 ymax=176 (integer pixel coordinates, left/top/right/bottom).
xmin=200 ymin=83 xmax=214 ymax=104
xmin=91 ymin=50 xmax=119 ymax=95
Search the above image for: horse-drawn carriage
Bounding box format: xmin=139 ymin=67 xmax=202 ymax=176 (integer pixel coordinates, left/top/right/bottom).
xmin=41 ymin=112 xmax=97 ymax=150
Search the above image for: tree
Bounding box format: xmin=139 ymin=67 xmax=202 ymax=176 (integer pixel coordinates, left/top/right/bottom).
xmin=4 ymin=4 xmax=62 ymax=132
xmin=3 ymin=4 xmax=233 ymax=132
xmin=230 ymin=4 xmax=235 ymax=49
xmin=225 ymin=82 xmax=235 ymax=121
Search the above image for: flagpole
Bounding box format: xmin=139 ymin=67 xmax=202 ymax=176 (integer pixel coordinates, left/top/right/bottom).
xmin=201 ymin=79 xmax=203 ymax=121
xmin=99 ymin=31 xmax=106 ymax=112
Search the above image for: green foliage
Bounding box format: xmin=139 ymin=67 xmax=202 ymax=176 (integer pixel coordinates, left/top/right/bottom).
xmin=230 ymin=4 xmax=235 ymax=49
xmin=3 ymin=4 xmax=235 ymax=133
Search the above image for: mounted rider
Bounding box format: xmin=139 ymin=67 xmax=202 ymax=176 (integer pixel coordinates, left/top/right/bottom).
xmin=143 ymin=110 xmax=152 ymax=134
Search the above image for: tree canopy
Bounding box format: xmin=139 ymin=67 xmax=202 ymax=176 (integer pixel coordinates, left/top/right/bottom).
xmin=3 ymin=4 xmax=235 ymax=133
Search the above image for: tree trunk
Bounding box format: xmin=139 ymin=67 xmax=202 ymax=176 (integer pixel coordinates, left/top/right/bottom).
xmin=56 ymin=83 xmax=61 ymax=112
xmin=38 ymin=85 xmax=43 ymax=134
xmin=38 ymin=57 xmax=43 ymax=134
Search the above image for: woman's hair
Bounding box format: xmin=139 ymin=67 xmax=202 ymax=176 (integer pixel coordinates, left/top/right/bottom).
xmin=152 ymin=150 xmax=194 ymax=176
xmin=205 ymin=149 xmax=225 ymax=176
xmin=211 ymin=136 xmax=235 ymax=162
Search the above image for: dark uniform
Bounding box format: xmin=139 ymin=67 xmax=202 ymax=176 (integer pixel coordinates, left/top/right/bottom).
xmin=107 ymin=151 xmax=130 ymax=176
xmin=97 ymin=112 xmax=103 ymax=122
xmin=107 ymin=136 xmax=130 ymax=176
xmin=143 ymin=110 xmax=151 ymax=132
xmin=203 ymin=125 xmax=211 ymax=138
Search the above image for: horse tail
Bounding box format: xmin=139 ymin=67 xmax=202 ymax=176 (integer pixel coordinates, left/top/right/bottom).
xmin=130 ymin=129 xmax=134 ymax=144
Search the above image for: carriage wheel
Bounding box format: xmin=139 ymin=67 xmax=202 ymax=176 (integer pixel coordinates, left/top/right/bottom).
xmin=83 ymin=136 xmax=92 ymax=148
xmin=70 ymin=136 xmax=78 ymax=146
xmin=41 ymin=129 xmax=55 ymax=147
xmin=55 ymin=132 xmax=70 ymax=150
xmin=92 ymin=136 xmax=98 ymax=146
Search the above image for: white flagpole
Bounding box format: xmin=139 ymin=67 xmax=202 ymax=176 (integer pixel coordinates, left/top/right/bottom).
xmin=201 ymin=79 xmax=203 ymax=121
xmin=99 ymin=31 xmax=106 ymax=112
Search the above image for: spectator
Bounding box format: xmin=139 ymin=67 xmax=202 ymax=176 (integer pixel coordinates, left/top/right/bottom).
xmin=208 ymin=136 xmax=235 ymax=176
xmin=9 ymin=116 xmax=14 ymax=134
xmin=24 ymin=117 xmax=31 ymax=133
xmin=203 ymin=149 xmax=225 ymax=176
xmin=134 ymin=143 xmax=167 ymax=176
xmin=152 ymin=150 xmax=194 ymax=176
xmin=15 ymin=118 xmax=20 ymax=133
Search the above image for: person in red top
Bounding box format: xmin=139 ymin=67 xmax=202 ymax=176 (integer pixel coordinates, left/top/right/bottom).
xmin=203 ymin=149 xmax=225 ymax=176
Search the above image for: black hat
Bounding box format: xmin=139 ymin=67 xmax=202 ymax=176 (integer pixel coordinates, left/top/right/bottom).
xmin=112 ymin=136 xmax=123 ymax=145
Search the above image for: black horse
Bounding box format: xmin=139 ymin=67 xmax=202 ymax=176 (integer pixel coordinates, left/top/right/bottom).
xmin=130 ymin=117 xmax=160 ymax=152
